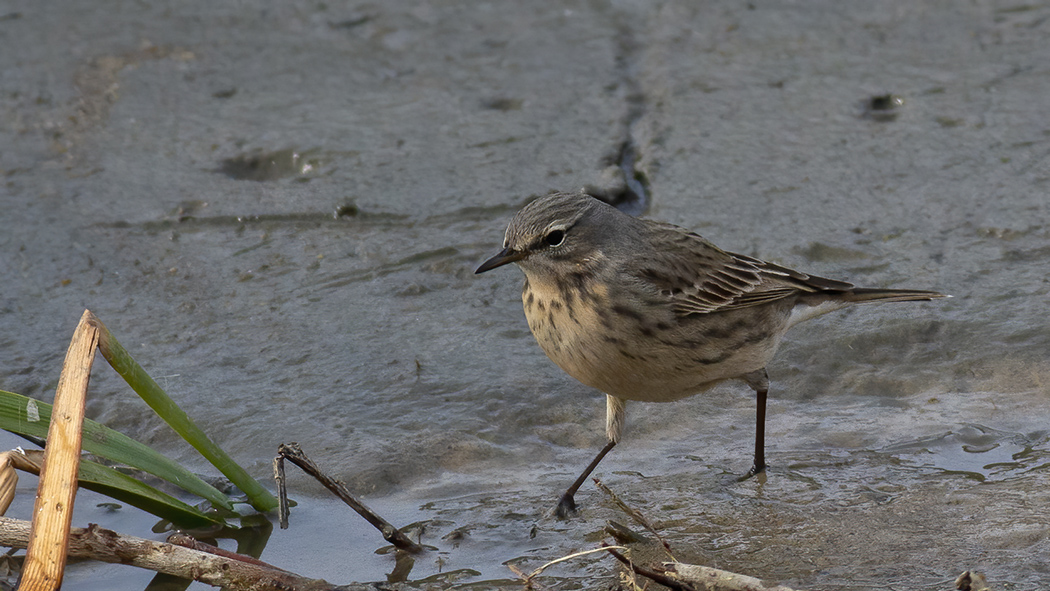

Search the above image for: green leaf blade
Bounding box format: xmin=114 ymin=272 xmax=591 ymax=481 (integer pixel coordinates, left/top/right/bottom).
xmin=0 ymin=390 xmax=234 ymax=511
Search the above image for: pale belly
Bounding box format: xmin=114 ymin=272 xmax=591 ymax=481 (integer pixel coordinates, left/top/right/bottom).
xmin=522 ymin=275 xmax=793 ymax=403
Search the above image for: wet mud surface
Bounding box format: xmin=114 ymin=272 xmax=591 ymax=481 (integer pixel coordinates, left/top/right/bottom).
xmin=2 ymin=1 xmax=1049 ymax=589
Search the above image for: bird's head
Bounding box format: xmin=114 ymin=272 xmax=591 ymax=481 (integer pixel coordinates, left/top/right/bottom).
xmin=475 ymin=192 xmax=618 ymax=277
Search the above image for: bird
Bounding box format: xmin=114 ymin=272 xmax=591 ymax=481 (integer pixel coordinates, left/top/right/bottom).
xmin=475 ymin=190 xmax=946 ymax=518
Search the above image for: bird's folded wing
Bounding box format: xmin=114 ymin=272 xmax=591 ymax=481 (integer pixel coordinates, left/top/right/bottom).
xmin=633 ymin=221 xmax=855 ymax=317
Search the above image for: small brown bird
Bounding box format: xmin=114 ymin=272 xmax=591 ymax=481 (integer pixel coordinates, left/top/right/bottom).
xmin=476 ymin=191 xmax=946 ymax=517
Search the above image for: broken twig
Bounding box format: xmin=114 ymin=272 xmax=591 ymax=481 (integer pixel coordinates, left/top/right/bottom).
xmin=274 ymin=443 xmax=424 ymax=553
xmin=662 ymin=562 xmax=801 ymax=591
xmin=0 ymin=516 xmax=337 ymax=591
xmin=604 ymin=543 xmax=697 ymax=591
xmin=167 ymin=533 xmax=293 ymax=573
xmin=512 ymin=545 xmax=627 ymax=585
xmin=594 ymin=477 xmax=674 ymax=557
xmin=598 ymin=480 xmax=804 ymax=591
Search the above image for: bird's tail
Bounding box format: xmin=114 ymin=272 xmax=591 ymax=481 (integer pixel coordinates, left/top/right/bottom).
xmin=840 ymin=288 xmax=949 ymax=303
xmin=788 ymin=287 xmax=947 ymax=328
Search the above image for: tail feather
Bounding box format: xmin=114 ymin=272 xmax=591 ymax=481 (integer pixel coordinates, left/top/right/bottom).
xmin=839 ymin=288 xmax=948 ymax=303
xmin=788 ymin=287 xmax=947 ymax=328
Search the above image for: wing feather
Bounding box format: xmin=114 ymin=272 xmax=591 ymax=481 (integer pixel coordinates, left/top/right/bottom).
xmin=631 ymin=221 xmax=855 ymax=317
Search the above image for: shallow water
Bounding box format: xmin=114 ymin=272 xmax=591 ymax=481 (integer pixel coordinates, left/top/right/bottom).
xmin=3 ymin=1 xmax=1050 ymax=589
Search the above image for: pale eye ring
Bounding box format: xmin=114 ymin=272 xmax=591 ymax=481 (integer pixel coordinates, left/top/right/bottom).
xmin=544 ymin=229 xmax=565 ymax=247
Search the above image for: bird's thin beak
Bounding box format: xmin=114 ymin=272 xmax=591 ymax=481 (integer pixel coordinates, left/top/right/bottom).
xmin=475 ymin=247 xmax=526 ymax=274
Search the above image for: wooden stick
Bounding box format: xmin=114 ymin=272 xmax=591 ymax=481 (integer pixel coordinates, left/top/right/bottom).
xmin=21 ymin=310 xmax=99 ymax=591
xmin=0 ymin=451 xmax=18 ymax=515
xmin=594 ymin=477 xmax=674 ymax=557
xmin=167 ymin=533 xmax=293 ymax=573
xmin=0 ymin=516 xmax=342 ymax=591
xmin=274 ymin=451 xmax=290 ymax=528
xmin=662 ymin=562 xmax=802 ymax=591
xmin=275 ymin=443 xmax=424 ymax=553
xmin=597 ymin=482 xmax=804 ymax=591
xmin=603 ymin=544 xmax=698 ymax=591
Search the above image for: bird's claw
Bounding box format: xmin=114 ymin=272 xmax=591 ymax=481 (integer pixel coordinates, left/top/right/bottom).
xmin=737 ymin=462 xmax=767 ymax=482
xmin=554 ymin=493 xmax=578 ymax=519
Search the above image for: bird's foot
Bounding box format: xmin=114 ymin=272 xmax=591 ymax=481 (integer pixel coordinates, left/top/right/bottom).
xmin=554 ymin=493 xmax=578 ymax=519
xmin=737 ymin=462 xmax=767 ymax=482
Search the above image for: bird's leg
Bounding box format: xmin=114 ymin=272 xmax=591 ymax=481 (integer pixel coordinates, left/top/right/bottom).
xmin=555 ymin=396 xmax=626 ymax=518
xmin=741 ymin=369 xmax=770 ymax=480
xmin=556 ymin=439 xmax=616 ymax=518
xmin=745 ymin=387 xmax=768 ymax=477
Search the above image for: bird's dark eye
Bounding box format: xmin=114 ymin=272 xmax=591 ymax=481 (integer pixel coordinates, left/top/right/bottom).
xmin=544 ymin=229 xmax=565 ymax=247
